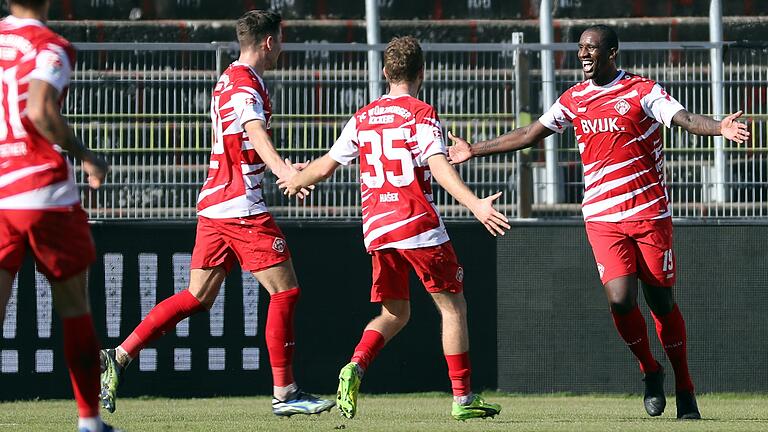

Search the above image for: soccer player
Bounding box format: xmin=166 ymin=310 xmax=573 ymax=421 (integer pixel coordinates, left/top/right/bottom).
xmin=448 ymin=25 xmax=750 ymax=419
xmin=279 ymin=36 xmax=510 ymax=421
xmin=0 ymin=1 xmax=118 ymax=431
xmin=98 ymin=10 xmax=334 ymax=417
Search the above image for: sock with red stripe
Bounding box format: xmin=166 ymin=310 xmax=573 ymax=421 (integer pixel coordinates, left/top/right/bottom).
xmin=62 ymin=314 xmax=100 ymax=418
xmin=611 ymin=306 xmax=661 ymax=374
xmin=652 ymin=304 xmax=694 ymax=392
xmin=119 ymin=289 xmax=205 ymax=360
xmin=266 ymin=287 xmax=300 ymax=387
xmin=350 ymin=329 xmax=386 ymax=372
xmin=445 ymin=352 xmax=472 ymax=398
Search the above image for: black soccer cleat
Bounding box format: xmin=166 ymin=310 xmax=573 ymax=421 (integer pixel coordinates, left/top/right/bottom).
xmin=675 ymin=390 xmax=701 ymax=420
xmin=642 ymin=365 xmax=666 ymax=417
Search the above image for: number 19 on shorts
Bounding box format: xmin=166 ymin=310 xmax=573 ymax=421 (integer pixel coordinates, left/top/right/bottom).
xmin=662 ymin=249 xmax=674 ymax=272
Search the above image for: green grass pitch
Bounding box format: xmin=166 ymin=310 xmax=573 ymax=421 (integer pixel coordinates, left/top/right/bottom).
xmin=2 ymin=393 xmax=768 ymax=431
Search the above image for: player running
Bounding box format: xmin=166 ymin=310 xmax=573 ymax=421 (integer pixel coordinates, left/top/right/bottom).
xmin=279 ymin=36 xmax=510 ymax=421
xmin=0 ymin=1 xmax=118 ymax=431
xmin=98 ymin=10 xmax=334 ymax=417
xmin=448 ymin=25 xmax=750 ymax=420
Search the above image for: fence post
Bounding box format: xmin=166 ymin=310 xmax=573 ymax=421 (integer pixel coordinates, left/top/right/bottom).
xmin=540 ymin=0 xmax=560 ymax=204
xmin=365 ymin=0 xmax=382 ymax=101
xmin=709 ymin=0 xmax=726 ymax=204
xmin=513 ymin=32 xmax=533 ymax=218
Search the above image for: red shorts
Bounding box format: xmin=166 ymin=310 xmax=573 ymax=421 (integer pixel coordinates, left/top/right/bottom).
xmin=585 ymin=218 xmax=676 ymax=287
xmin=0 ymin=207 xmax=96 ymax=280
xmin=191 ymin=213 xmax=291 ymax=273
xmin=370 ymin=241 xmax=464 ymax=302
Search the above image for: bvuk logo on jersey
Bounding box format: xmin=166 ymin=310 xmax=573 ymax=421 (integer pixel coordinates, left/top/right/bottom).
xmin=614 ymin=99 xmax=631 ymax=116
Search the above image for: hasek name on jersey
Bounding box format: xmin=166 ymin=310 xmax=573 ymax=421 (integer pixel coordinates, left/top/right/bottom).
xmin=379 ymin=192 xmax=399 ymax=203
xmin=580 ymin=117 xmax=622 ymax=134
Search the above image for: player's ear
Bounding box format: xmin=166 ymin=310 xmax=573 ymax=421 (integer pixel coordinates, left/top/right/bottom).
xmin=608 ymin=47 xmax=618 ymax=62
xmin=264 ymin=34 xmax=274 ymax=52
xmin=382 ymin=66 xmax=390 ymax=81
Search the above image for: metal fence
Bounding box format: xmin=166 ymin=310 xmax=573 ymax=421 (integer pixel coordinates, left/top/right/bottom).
xmin=66 ymin=41 xmax=767 ymax=221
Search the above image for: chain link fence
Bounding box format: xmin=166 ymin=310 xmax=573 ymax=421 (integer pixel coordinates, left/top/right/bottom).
xmin=67 ymin=41 xmax=767 ymax=221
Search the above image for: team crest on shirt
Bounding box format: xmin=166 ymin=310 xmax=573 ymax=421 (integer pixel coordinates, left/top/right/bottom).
xmin=455 ymin=267 xmax=464 ymax=282
xmin=596 ymin=263 xmax=605 ymax=278
xmin=614 ymin=99 xmax=631 ymax=116
xmin=272 ymin=237 xmax=286 ymax=253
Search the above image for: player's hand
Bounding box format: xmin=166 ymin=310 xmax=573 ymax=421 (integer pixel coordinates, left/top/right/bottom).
xmin=82 ymin=151 xmax=109 ymax=189
xmin=468 ymin=191 xmax=510 ymax=237
xmin=721 ymin=110 xmax=750 ymax=144
xmin=278 ymin=159 xmax=313 ymax=199
xmin=447 ymin=131 xmax=473 ymax=165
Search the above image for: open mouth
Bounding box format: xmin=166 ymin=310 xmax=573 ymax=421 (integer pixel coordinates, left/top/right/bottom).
xmin=581 ymin=60 xmax=595 ymax=74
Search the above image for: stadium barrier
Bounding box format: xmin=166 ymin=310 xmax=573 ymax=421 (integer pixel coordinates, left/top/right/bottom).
xmin=497 ymin=220 xmax=768 ymax=393
xmin=3 ymin=221 xmax=767 ymax=399
xmin=65 ymin=42 xmax=767 ymax=221
xmin=0 ymin=222 xmax=498 ymax=400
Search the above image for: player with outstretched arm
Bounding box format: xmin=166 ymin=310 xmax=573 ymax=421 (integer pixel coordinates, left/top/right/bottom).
xmin=280 ymin=36 xmax=510 ymax=421
xmin=98 ymin=10 xmax=335 ymax=418
xmin=447 ymin=25 xmax=750 ymax=420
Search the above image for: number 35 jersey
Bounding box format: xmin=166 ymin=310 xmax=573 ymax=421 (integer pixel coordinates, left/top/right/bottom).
xmin=330 ymin=94 xmax=450 ymax=252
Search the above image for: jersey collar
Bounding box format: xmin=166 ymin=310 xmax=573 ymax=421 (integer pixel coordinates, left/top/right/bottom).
xmin=589 ymin=69 xmax=625 ymax=89
xmin=4 ymin=15 xmax=46 ymax=28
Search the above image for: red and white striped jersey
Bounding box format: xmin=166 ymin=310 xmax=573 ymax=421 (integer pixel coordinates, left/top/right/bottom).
xmin=0 ymin=16 xmax=78 ymax=209
xmin=330 ymin=94 xmax=450 ymax=251
xmin=539 ymin=70 xmax=685 ymax=222
xmin=197 ymin=62 xmax=271 ymax=218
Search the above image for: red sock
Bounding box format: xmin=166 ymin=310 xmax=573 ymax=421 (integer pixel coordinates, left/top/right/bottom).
xmin=652 ymin=304 xmax=694 ymax=392
xmin=445 ymin=352 xmax=471 ymax=397
xmin=266 ymin=287 xmax=300 ymax=387
xmin=120 ymin=289 xmax=205 ymax=359
xmin=350 ymin=329 xmax=385 ymax=372
xmin=611 ymin=306 xmax=660 ymax=374
xmin=62 ymin=314 xmax=100 ymax=418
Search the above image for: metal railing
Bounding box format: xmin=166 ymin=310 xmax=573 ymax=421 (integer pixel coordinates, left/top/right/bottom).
xmin=66 ymin=42 xmax=767 ymax=220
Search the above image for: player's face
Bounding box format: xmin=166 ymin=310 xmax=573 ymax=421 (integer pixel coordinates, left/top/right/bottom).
xmin=577 ymin=30 xmax=615 ymax=82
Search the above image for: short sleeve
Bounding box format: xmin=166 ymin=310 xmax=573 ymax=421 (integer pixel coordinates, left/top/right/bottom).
xmin=414 ymin=108 xmax=446 ymax=165
xmin=538 ymin=97 xmax=575 ymax=134
xmin=329 ymin=117 xmax=359 ymax=165
xmin=640 ymin=83 xmax=685 ymax=128
xmin=229 ymin=87 xmax=266 ymax=128
xmin=28 ymin=44 xmax=72 ymax=94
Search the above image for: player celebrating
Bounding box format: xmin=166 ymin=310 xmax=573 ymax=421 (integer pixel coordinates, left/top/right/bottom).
xmin=98 ymin=10 xmax=334 ymax=417
xmin=280 ymin=36 xmax=510 ymax=421
xmin=448 ymin=25 xmax=750 ymax=419
xmin=0 ymin=1 xmax=118 ymax=431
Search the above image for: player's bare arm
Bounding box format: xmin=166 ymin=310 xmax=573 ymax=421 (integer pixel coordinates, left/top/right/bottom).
xmin=447 ymin=121 xmax=554 ymax=164
xmin=27 ymin=79 xmax=109 ymax=189
xmin=243 ymin=119 xmax=293 ymax=179
xmin=671 ymin=109 xmax=750 ymax=143
xmin=427 ymin=154 xmax=510 ymax=236
xmin=279 ymin=154 xmax=340 ymax=197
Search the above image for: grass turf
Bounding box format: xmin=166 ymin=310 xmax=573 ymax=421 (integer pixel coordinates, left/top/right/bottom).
xmin=2 ymin=393 xmax=768 ymax=431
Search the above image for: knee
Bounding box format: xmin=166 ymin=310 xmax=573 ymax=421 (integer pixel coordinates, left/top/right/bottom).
xmin=606 ymin=293 xmax=636 ymax=315
xmin=381 ymin=303 xmax=410 ymax=328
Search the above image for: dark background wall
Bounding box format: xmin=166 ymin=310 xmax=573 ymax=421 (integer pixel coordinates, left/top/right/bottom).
xmin=3 ymin=221 xmax=767 ymax=400
xmin=497 ymin=221 xmax=768 ymax=394
xmin=0 ymin=221 xmax=497 ymax=400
